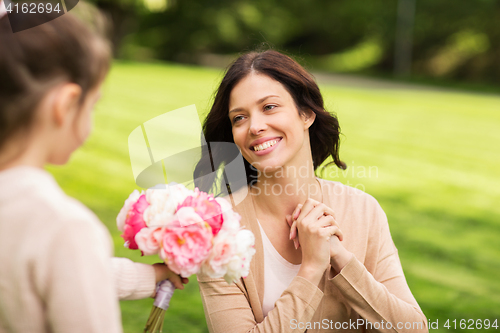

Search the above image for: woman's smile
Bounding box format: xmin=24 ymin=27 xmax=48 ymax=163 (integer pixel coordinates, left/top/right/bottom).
xmin=250 ymin=137 xmax=282 ymax=155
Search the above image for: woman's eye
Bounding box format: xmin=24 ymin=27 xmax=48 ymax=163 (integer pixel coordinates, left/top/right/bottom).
xmin=264 ymin=105 xmax=276 ymax=111
xmin=233 ymin=115 xmax=244 ymax=123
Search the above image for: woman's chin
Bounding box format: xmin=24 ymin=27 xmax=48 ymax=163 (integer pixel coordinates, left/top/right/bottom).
xmin=251 ymin=162 xmax=285 ymax=177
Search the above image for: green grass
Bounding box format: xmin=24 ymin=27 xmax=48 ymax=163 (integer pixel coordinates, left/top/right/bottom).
xmin=48 ymin=61 xmax=500 ymax=332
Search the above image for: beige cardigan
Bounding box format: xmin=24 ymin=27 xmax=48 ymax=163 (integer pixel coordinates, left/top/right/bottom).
xmin=198 ymin=178 xmax=428 ymax=332
xmin=0 ymin=167 xmax=156 ymax=333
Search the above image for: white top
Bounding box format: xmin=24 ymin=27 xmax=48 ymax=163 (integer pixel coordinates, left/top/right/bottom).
xmin=257 ymin=221 xmax=301 ymax=318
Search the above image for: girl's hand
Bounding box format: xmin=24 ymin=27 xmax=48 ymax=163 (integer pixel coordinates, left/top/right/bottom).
xmin=287 ymin=199 xmax=352 ymax=274
xmin=289 ymin=198 xmax=342 ymax=285
xmin=152 ymin=263 xmax=189 ymax=289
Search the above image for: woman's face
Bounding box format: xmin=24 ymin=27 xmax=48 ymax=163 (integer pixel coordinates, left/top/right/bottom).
xmin=228 ymin=73 xmax=315 ymax=174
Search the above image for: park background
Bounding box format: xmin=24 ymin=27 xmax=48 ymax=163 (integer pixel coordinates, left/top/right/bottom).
xmin=51 ymin=0 xmax=499 ymax=331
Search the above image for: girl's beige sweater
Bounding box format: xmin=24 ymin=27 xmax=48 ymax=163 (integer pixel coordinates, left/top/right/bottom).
xmin=0 ymin=166 xmax=156 ymax=333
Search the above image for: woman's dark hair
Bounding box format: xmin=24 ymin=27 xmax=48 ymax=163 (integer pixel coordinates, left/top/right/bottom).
xmin=194 ymin=50 xmax=346 ymax=195
xmin=0 ymin=12 xmax=111 ymax=160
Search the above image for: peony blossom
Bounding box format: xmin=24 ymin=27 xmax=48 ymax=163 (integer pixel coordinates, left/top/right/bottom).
xmin=215 ymin=197 xmax=241 ymax=232
xmin=121 ymin=194 xmax=149 ymax=250
xmin=143 ymin=184 xmax=193 ymax=227
xmin=160 ymin=224 xmax=213 ymax=277
xmin=223 ymin=230 xmax=256 ymax=284
xmin=175 ymin=206 xmax=206 ymax=228
xmin=135 ymin=226 xmax=164 ymax=256
xmin=145 ymin=209 xmax=176 ymax=229
xmin=202 ymin=229 xmax=236 ymax=278
xmin=116 ymin=190 xmax=142 ymax=232
xmin=177 ymin=189 xmax=223 ymax=235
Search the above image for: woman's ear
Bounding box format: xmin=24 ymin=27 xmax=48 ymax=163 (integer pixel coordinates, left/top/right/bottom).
xmin=302 ymin=110 xmax=316 ymax=130
xmin=52 ymin=83 xmax=82 ymax=127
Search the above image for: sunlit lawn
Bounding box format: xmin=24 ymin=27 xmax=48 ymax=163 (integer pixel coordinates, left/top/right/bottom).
xmin=48 ymin=61 xmax=500 ymax=332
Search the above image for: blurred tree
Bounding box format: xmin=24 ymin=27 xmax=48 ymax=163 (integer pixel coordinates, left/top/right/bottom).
xmin=394 ymin=0 xmax=417 ymax=77
xmin=410 ymin=0 xmax=499 ymax=82
xmin=86 ymin=0 xmax=146 ymax=54
xmin=114 ymin=0 xmax=499 ymax=84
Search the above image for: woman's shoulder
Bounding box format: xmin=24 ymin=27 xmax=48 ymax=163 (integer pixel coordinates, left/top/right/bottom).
xmin=317 ymin=178 xmax=387 ymax=226
xmin=318 ymin=178 xmax=391 ymax=247
xmin=318 ymin=178 xmax=380 ymax=207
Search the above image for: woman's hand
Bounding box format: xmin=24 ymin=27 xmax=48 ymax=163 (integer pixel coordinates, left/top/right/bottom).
xmin=287 ymin=199 xmax=353 ymax=275
xmin=288 ymin=198 xmax=342 ymax=285
xmin=152 ymin=263 xmax=189 ymax=289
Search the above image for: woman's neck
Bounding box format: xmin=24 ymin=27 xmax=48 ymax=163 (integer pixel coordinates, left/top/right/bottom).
xmin=251 ymin=161 xmax=322 ymax=223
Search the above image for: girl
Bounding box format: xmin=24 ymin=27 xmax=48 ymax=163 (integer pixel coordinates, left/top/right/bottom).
xmin=194 ymin=50 xmax=428 ymax=332
xmin=0 ymin=13 xmax=186 ymax=333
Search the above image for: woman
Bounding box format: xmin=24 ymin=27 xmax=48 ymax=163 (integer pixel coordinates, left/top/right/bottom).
xmin=194 ymin=50 xmax=427 ymax=332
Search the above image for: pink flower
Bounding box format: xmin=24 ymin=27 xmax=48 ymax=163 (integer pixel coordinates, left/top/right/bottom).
xmin=176 ymin=207 xmax=205 ymax=227
xmin=135 ymin=226 xmax=164 ymax=256
xmin=121 ymin=194 xmax=149 ymax=250
xmin=215 ymin=197 xmax=241 ymax=232
xmin=177 ymin=189 xmax=223 ymax=235
xmin=117 ymin=190 xmax=142 ymax=232
xmin=160 ymin=224 xmax=213 ymax=277
xmin=143 ymin=185 xmax=193 ymax=226
xmin=202 ymin=230 xmax=235 ymax=278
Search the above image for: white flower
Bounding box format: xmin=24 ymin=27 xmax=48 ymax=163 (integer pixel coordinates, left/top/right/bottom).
xmin=222 ymin=229 xmax=256 ymax=284
xmin=116 ymin=190 xmax=142 ymax=232
xmin=143 ymin=184 xmax=193 ymax=227
xmin=146 ymin=209 xmax=176 ymax=228
xmin=215 ymin=197 xmax=241 ymax=232
xmin=176 ymin=207 xmax=205 ymax=227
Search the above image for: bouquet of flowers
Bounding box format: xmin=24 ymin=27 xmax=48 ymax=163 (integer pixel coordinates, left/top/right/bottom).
xmin=117 ymin=184 xmax=255 ymax=332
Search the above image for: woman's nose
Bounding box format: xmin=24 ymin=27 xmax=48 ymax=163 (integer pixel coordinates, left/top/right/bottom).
xmin=249 ymin=114 xmax=267 ymax=135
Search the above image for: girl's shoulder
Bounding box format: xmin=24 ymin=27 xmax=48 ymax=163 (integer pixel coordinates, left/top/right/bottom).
xmin=0 ymin=167 xmax=112 ymax=267
xmin=0 ymin=166 xmax=102 ymax=229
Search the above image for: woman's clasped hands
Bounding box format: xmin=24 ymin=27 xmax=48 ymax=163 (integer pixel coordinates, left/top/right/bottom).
xmin=286 ymin=199 xmax=353 ymax=282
